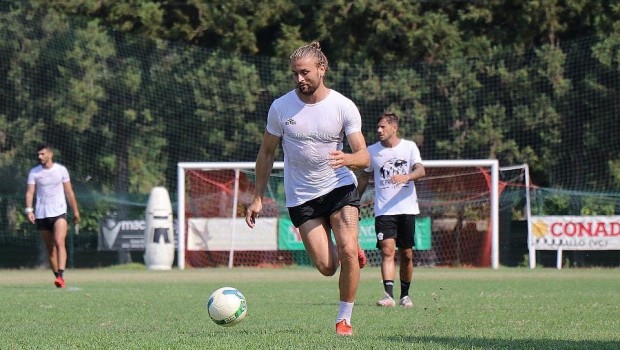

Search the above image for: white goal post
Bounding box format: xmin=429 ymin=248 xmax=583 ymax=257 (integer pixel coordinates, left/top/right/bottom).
xmin=176 ymin=159 xmax=500 ymax=270
xmin=499 ymin=164 xmax=534 ymax=268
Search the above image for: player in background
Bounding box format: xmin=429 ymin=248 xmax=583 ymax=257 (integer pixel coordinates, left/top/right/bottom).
xmin=25 ymin=144 xmax=80 ymax=288
xmin=245 ymin=41 xmax=369 ymax=336
xmin=357 ymin=112 xmax=425 ymax=308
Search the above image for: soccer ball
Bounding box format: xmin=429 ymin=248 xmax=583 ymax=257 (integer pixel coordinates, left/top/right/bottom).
xmin=207 ymin=287 xmax=247 ymax=327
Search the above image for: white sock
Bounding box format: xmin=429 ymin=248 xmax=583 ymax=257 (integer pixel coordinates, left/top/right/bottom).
xmin=336 ymin=301 xmax=354 ymax=324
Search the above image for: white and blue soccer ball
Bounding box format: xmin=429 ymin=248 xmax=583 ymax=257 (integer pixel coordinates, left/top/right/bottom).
xmin=207 ymin=287 xmax=247 ymax=327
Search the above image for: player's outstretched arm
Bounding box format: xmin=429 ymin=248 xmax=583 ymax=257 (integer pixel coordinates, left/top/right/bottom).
xmin=246 ymin=131 xmax=280 ymax=228
xmin=25 ymin=184 xmax=36 ymax=224
xmin=64 ymin=181 xmax=80 ymax=225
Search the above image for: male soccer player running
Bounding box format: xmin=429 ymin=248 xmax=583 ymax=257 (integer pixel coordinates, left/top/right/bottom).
xmin=245 ymin=41 xmax=369 ymax=336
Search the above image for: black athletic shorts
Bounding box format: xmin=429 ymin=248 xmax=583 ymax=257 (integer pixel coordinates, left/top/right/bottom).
xmin=36 ymin=214 xmax=67 ymax=231
xmin=288 ymin=184 xmax=360 ymax=228
xmin=375 ymin=214 xmax=416 ymax=249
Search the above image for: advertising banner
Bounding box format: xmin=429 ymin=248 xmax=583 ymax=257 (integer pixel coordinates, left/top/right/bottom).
xmin=98 ymin=216 xmax=178 ymax=251
xmin=187 ymin=217 xmax=278 ymax=251
xmin=530 ymin=216 xmax=620 ymax=250
xmin=277 ymin=217 xmax=376 ymax=250
xmin=278 ymin=216 xmax=432 ymax=251
xmin=98 ymin=217 xmax=146 ymax=251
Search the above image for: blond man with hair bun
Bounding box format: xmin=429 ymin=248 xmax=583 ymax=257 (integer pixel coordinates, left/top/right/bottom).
xmin=246 ymin=41 xmax=369 ymax=336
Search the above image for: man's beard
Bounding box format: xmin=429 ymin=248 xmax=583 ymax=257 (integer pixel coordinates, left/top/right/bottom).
xmin=298 ymin=83 xmax=318 ymax=95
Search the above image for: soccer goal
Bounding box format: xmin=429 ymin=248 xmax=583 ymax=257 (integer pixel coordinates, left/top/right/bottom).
xmin=177 ymin=160 xmax=500 ymax=270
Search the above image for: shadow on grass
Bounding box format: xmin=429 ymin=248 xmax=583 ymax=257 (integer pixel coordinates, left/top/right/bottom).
xmin=389 ymin=335 xmax=619 ymax=350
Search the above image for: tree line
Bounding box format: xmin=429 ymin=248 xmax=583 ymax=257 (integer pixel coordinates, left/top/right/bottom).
xmin=1 ymin=0 xmax=619 ymax=203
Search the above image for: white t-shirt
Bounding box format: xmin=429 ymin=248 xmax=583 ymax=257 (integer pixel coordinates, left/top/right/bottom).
xmin=365 ymin=139 xmax=422 ymax=216
xmin=27 ymin=163 xmax=71 ymax=219
xmin=266 ymin=89 xmax=361 ymax=207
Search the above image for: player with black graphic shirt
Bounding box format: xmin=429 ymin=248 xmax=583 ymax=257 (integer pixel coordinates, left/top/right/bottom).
xmin=357 ymin=112 xmax=425 ymax=308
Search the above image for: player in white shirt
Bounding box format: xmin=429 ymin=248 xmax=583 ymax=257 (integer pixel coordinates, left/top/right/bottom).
xmin=245 ymin=41 xmax=370 ymax=336
xmin=25 ymin=144 xmax=80 ymax=288
xmin=357 ymin=112 xmax=425 ymax=308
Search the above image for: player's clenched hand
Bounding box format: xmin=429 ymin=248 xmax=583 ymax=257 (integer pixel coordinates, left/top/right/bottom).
xmin=391 ymin=174 xmax=410 ymax=185
xmin=328 ymin=150 xmax=347 ymax=169
xmin=245 ymin=198 xmax=262 ymax=228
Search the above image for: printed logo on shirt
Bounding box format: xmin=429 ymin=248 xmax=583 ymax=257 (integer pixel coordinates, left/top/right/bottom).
xmin=379 ymin=158 xmax=409 ymax=188
xmin=284 ymin=118 xmax=296 ymax=125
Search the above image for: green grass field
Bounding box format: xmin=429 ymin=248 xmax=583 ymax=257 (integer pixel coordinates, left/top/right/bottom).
xmin=1 ymin=265 xmax=618 ymax=349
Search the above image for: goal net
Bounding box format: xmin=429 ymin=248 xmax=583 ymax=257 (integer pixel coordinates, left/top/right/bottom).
xmin=177 ymin=160 xmax=500 ymax=269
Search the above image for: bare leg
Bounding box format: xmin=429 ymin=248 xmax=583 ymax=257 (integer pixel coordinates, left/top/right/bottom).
xmin=39 ymin=230 xmax=57 ymax=273
xmin=299 ymin=218 xmax=338 ymax=277
xmin=330 ymin=206 xmax=360 ymax=303
xmin=53 ymin=218 xmax=68 ymax=271
xmin=399 ymin=247 xmax=414 ymax=283
xmin=380 ymin=239 xmax=397 ymax=283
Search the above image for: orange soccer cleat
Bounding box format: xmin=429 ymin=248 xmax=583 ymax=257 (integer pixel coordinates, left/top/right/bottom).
xmin=335 ymin=319 xmax=353 ymax=336
xmin=54 ymin=276 xmax=65 ymax=288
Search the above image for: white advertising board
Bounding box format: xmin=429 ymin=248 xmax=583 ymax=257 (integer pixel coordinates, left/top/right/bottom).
xmin=187 ymin=217 xmax=278 ymax=251
xmin=530 ymin=216 xmax=620 ymax=250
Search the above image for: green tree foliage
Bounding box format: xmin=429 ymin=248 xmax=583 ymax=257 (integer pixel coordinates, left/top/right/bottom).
xmin=40 ymin=0 xmax=298 ymax=54
xmin=178 ymin=51 xmax=265 ymax=160
xmin=1 ymin=0 xmax=619 ymax=199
